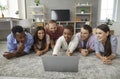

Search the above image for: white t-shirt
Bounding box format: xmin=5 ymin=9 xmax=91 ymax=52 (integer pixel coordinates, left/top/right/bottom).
xmin=53 ymin=35 xmax=79 ymax=55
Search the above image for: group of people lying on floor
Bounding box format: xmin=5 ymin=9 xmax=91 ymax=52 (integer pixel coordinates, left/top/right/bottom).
xmin=3 ymin=20 xmax=117 ymax=65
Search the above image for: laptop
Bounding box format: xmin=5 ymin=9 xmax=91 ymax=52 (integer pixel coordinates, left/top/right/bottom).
xmin=41 ymin=55 xmax=79 ymax=72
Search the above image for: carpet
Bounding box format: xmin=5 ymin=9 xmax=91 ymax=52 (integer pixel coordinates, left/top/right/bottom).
xmin=0 ymin=41 xmax=120 ymax=79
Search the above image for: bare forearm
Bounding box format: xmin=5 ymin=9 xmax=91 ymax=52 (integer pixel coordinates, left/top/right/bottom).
xmin=107 ymin=54 xmax=116 ymax=60
xmin=33 ymin=45 xmax=39 ymax=53
xmin=96 ymin=53 xmax=104 ymax=60
xmin=40 ymin=45 xmax=49 ymax=54
xmin=88 ymin=48 xmax=94 ymax=53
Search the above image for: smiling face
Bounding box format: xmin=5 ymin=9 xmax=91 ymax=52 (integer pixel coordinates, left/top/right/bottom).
xmin=63 ymin=28 xmax=73 ymax=43
xmin=80 ymin=27 xmax=90 ymax=41
xmin=96 ymin=28 xmax=109 ymax=43
xmin=37 ymin=30 xmax=45 ymax=40
xmin=48 ymin=23 xmax=57 ymax=33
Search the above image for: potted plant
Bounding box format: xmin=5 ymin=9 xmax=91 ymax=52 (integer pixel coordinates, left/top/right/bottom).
xmin=105 ymin=18 xmax=114 ymax=27
xmin=105 ymin=18 xmax=114 ymax=35
xmin=0 ymin=5 xmax=7 ymax=18
xmin=80 ymin=9 xmax=85 ymax=14
xmin=34 ymin=0 xmax=40 ymax=6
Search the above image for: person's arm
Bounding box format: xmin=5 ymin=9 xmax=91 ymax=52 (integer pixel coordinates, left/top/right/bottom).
xmin=23 ymin=34 xmax=34 ymax=53
xmin=7 ymin=34 xmax=18 ymax=53
xmin=40 ymin=34 xmax=50 ymax=54
xmin=96 ymin=53 xmax=112 ymax=64
xmin=40 ymin=44 xmax=49 ymax=54
xmin=68 ymin=36 xmax=79 ymax=53
xmin=96 ymin=53 xmax=105 ymax=61
xmin=87 ymin=48 xmax=94 ymax=53
xmin=52 ymin=36 xmax=62 ymax=55
xmin=33 ymin=44 xmax=43 ymax=56
xmin=33 ymin=44 xmax=39 ymax=53
xmin=106 ymin=54 xmax=116 ymax=60
xmin=87 ymin=35 xmax=96 ymax=53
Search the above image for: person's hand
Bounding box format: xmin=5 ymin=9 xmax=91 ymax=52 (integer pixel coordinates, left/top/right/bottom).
xmin=17 ymin=42 xmax=25 ymax=53
xmin=36 ymin=51 xmax=43 ymax=56
xmin=102 ymin=57 xmax=112 ymax=65
xmin=52 ymin=54 xmax=57 ymax=56
xmin=66 ymin=50 xmax=73 ymax=56
xmin=81 ymin=49 xmax=88 ymax=56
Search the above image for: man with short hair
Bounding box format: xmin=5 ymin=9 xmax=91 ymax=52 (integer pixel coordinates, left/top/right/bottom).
xmin=76 ymin=25 xmax=95 ymax=56
xmin=45 ymin=20 xmax=63 ymax=49
xmin=3 ymin=25 xmax=34 ymax=59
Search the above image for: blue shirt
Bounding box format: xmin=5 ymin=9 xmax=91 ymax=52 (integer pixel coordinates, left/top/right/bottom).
xmin=7 ymin=32 xmax=34 ymax=53
xmin=94 ymin=35 xmax=117 ymax=55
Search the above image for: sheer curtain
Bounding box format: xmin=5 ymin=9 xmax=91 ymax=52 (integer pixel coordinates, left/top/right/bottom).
xmin=100 ymin=0 xmax=118 ymax=21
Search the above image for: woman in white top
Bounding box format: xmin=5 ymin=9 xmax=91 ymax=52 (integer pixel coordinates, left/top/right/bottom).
xmin=33 ymin=26 xmax=50 ymax=56
xmin=95 ymin=24 xmax=117 ymax=64
xmin=52 ymin=25 xmax=79 ymax=56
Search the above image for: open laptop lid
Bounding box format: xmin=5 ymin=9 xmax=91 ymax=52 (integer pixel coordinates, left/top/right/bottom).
xmin=42 ymin=55 xmax=79 ymax=72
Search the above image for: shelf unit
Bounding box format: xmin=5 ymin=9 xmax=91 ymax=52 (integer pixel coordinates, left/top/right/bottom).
xmin=74 ymin=3 xmax=92 ymax=33
xmin=28 ymin=5 xmax=46 ymax=26
xmin=57 ymin=21 xmax=74 ymax=26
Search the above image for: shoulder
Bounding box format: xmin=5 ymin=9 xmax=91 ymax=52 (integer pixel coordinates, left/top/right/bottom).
xmin=25 ymin=32 xmax=33 ymax=40
xmin=76 ymin=32 xmax=80 ymax=36
xmin=75 ymin=32 xmax=81 ymax=39
xmin=7 ymin=33 xmax=14 ymax=40
xmin=57 ymin=36 xmax=64 ymax=40
xmin=89 ymin=34 xmax=96 ymax=39
xmin=110 ymin=35 xmax=117 ymax=43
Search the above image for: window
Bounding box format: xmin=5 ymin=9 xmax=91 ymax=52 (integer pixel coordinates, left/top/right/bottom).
xmin=100 ymin=0 xmax=118 ymax=21
xmin=0 ymin=0 xmax=19 ymax=18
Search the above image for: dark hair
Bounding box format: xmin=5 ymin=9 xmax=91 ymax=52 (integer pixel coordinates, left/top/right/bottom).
xmin=64 ymin=25 xmax=74 ymax=34
xmin=33 ymin=26 xmax=46 ymax=50
xmin=97 ymin=24 xmax=111 ymax=56
xmin=12 ymin=25 xmax=24 ymax=35
xmin=48 ymin=20 xmax=57 ymax=24
xmin=81 ymin=25 xmax=92 ymax=33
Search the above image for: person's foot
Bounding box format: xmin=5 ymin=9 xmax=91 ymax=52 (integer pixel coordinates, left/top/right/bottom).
xmin=3 ymin=52 xmax=16 ymax=59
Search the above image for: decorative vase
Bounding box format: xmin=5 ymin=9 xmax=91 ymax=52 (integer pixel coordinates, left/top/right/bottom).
xmin=36 ymin=4 xmax=39 ymax=6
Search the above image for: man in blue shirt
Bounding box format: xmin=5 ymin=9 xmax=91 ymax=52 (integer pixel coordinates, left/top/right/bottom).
xmin=3 ymin=25 xmax=34 ymax=59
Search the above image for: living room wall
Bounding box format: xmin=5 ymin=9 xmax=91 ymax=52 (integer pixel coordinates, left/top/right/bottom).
xmin=26 ymin=0 xmax=98 ymax=27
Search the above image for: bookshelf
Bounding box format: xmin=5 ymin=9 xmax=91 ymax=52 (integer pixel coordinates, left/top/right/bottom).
xmin=28 ymin=5 xmax=46 ymax=26
xmin=74 ymin=3 xmax=92 ymax=33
